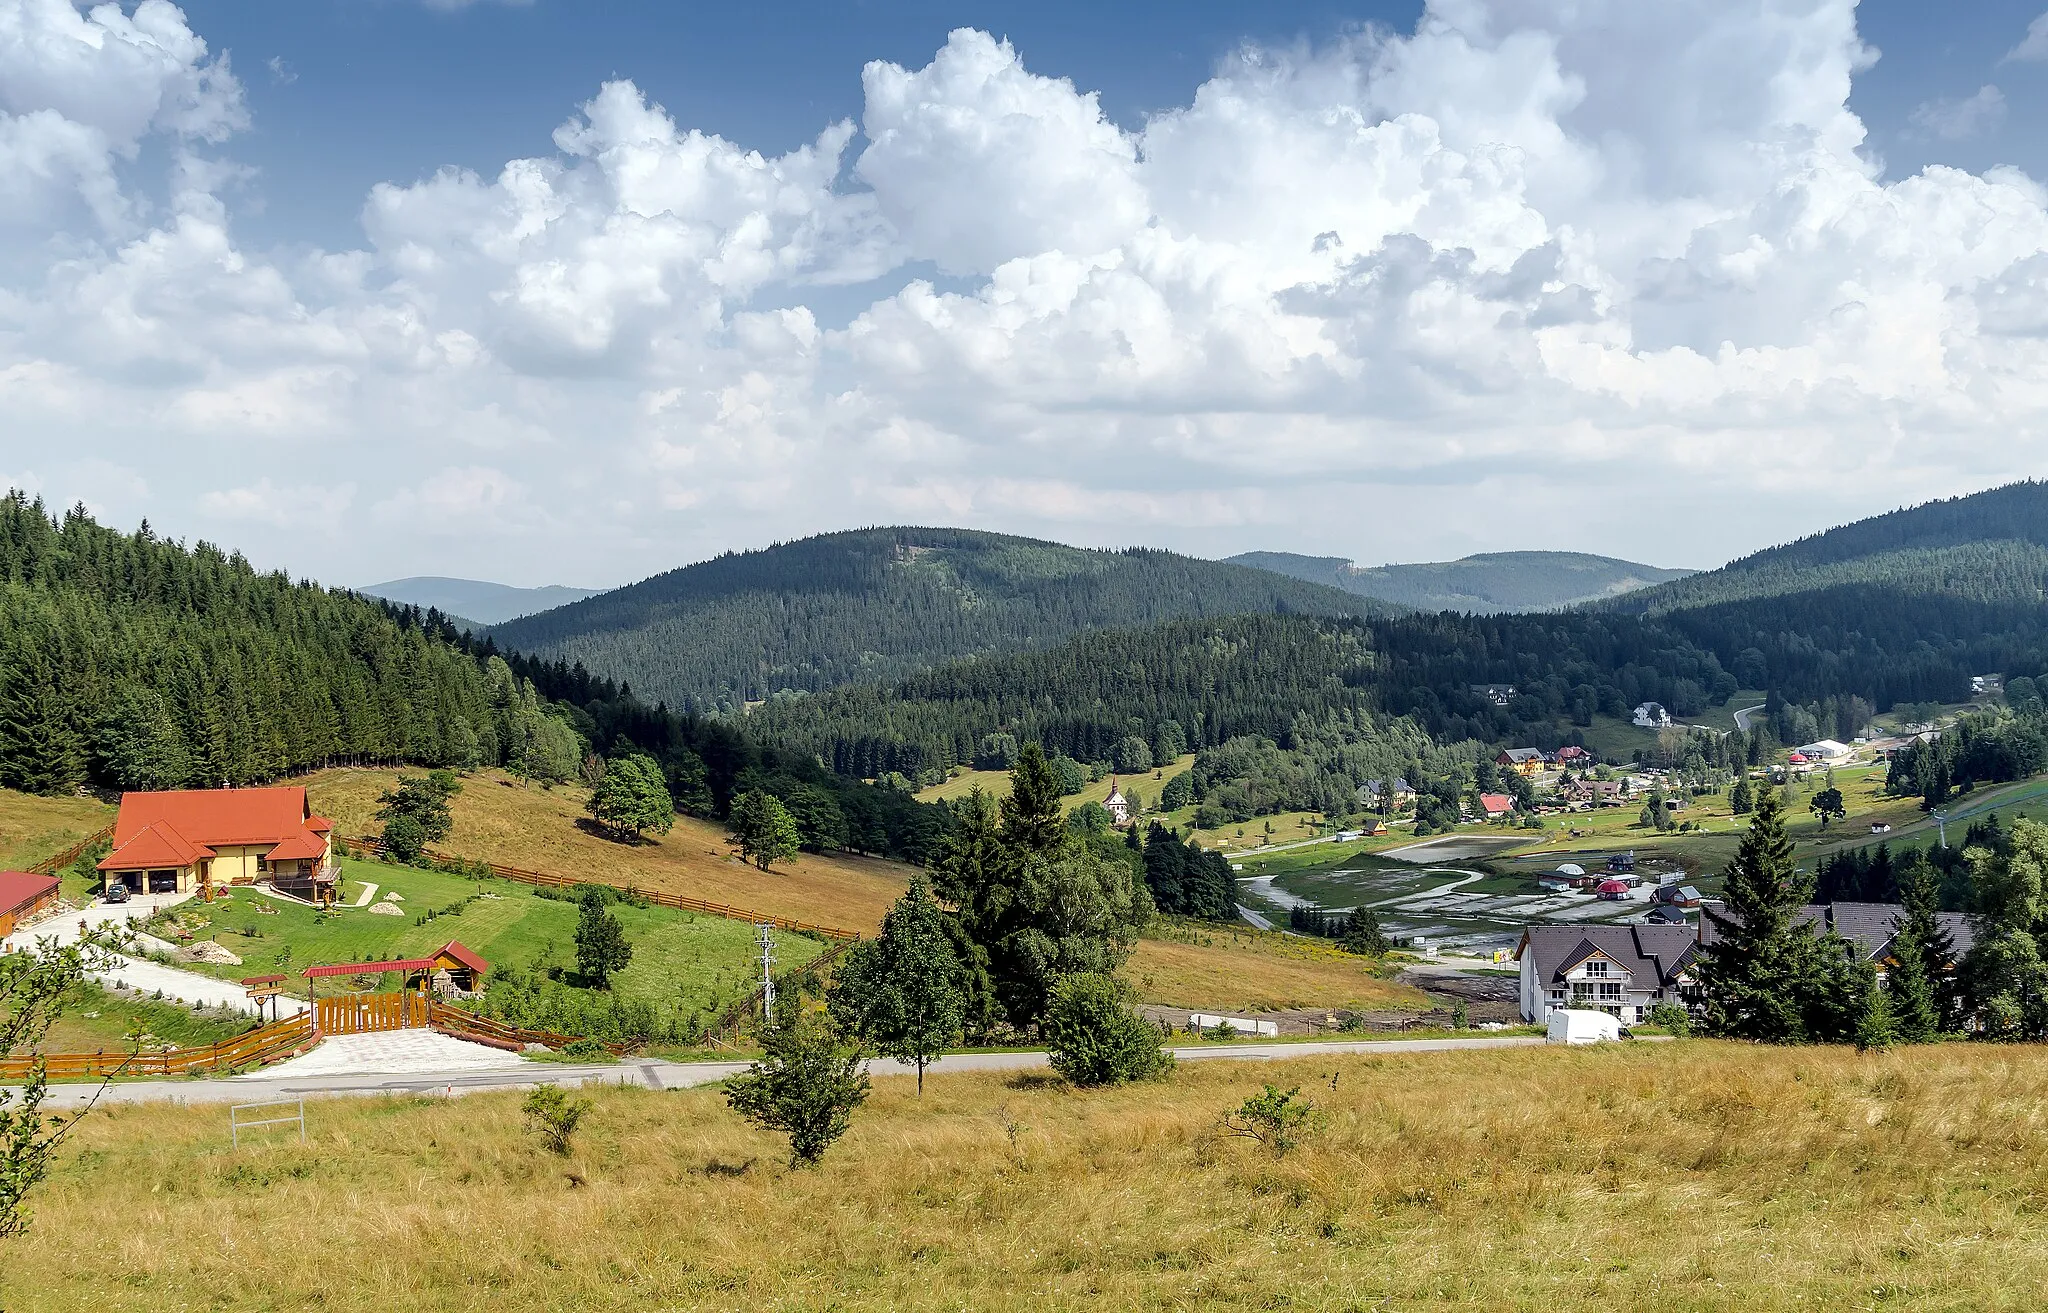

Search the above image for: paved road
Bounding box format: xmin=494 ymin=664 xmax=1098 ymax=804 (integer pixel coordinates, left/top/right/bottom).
xmin=1732 ymin=703 xmax=1767 ymax=732
xmin=4 ymin=893 xmax=302 ymax=1019
xmin=24 ymin=1035 xmax=1548 ymax=1110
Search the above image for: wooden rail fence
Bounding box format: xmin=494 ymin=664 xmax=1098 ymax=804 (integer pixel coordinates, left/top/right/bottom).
xmin=345 ymin=835 xmax=863 ymax=942
xmin=696 ymin=934 xmax=861 ymax=1046
xmin=428 ymin=1000 xmax=630 ymax=1054
xmin=30 ymin=823 xmax=115 ymax=876
xmin=0 ymin=1012 xmax=315 ymax=1081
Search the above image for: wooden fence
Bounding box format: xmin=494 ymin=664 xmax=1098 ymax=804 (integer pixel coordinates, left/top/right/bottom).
xmin=0 ymin=1012 xmax=315 ymax=1081
xmin=314 ymin=990 xmax=431 ymax=1035
xmin=345 ymin=836 xmax=862 ymax=942
xmin=30 ymin=823 xmax=115 ymax=876
xmin=695 ymin=934 xmax=861 ymax=1047
xmin=427 ymin=1000 xmax=630 ymax=1054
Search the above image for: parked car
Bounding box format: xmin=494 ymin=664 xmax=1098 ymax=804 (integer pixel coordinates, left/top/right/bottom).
xmin=101 ymin=883 xmax=129 ymax=904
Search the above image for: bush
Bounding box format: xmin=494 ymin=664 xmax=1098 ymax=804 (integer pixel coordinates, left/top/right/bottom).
xmin=1219 ymin=1083 xmax=1328 ymax=1157
xmin=1042 ymin=973 xmax=1174 ymax=1087
xmin=1646 ymin=1001 xmax=1692 ymax=1036
xmin=380 ymin=813 xmax=426 ymax=864
xmin=522 ymin=1084 xmax=591 ymax=1155
xmin=724 ymin=1004 xmax=870 ymax=1168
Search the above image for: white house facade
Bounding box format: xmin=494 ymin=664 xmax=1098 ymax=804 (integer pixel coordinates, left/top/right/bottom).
xmin=1515 ymin=924 xmax=1698 ymax=1024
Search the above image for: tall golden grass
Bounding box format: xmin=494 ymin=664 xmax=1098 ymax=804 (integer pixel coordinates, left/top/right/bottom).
xmin=19 ymin=1041 xmax=2048 ymax=1310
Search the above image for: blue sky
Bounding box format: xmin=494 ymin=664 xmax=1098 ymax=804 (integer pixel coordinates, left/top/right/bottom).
xmin=7 ymin=0 xmax=2048 ymax=588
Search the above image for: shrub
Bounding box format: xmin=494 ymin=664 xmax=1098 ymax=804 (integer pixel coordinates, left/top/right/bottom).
xmin=1219 ymin=1083 xmax=1328 ymax=1157
xmin=1646 ymin=1001 xmax=1692 ymax=1036
xmin=724 ymin=1004 xmax=870 ymax=1168
xmin=1042 ymin=973 xmax=1174 ymax=1087
xmin=522 ymin=1084 xmax=591 ymax=1156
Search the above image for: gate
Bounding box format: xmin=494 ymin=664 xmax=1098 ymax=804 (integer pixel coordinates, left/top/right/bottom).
xmin=316 ymin=991 xmax=431 ymax=1035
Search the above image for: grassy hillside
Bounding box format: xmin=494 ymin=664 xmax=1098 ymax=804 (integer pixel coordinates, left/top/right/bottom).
xmin=1230 ymin=549 xmax=1693 ymax=612
xmin=27 ymin=1042 xmax=2048 ymax=1309
xmin=0 ymin=788 xmax=114 ymax=872
xmin=304 ymin=768 xmax=913 ymax=932
xmin=142 ymin=854 xmax=819 ymax=1022
xmin=488 ymin=526 xmax=1382 ymax=711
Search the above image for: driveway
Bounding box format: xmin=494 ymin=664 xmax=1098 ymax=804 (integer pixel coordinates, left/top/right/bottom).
xmin=24 ymin=1035 xmax=1551 ymax=1109
xmin=5 ymin=892 xmax=304 ymax=1018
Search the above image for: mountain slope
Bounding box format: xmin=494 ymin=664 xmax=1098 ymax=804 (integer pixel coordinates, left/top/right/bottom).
xmin=1229 ymin=550 xmax=1692 ymax=613
xmin=1606 ymin=481 xmax=2048 ymax=616
xmin=489 ymin=527 xmax=1388 ymax=711
xmin=356 ymin=576 xmax=600 ymax=626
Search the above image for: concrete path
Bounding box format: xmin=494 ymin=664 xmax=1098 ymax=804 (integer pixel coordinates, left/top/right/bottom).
xmin=241 ymin=1030 xmax=526 ymax=1080
xmin=24 ymin=1035 xmax=1549 ymax=1110
xmin=1732 ymin=703 xmax=1767 ymax=732
xmin=350 ymin=881 xmax=379 ymax=908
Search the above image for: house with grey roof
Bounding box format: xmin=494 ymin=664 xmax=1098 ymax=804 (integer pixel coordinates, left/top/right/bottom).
xmin=1700 ymin=901 xmax=1977 ymax=976
xmin=1515 ymin=924 xmax=1699 ymax=1025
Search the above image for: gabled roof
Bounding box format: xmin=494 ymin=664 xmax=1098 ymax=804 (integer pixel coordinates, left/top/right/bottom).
xmin=98 ymin=820 xmax=214 ymax=871
xmin=302 ymin=941 xmax=489 ymax=979
xmin=1699 ymin=900 xmax=1979 ymax=964
xmin=1517 ymin=924 xmax=1697 ymax=987
xmin=0 ymin=870 xmax=60 ymax=915
xmin=1478 ymin=792 xmax=1514 ymax=813
xmin=1499 ymin=748 xmax=1546 ymax=763
xmin=102 ymin=787 xmax=328 ymax=873
xmin=110 ymin=787 xmax=316 ymax=847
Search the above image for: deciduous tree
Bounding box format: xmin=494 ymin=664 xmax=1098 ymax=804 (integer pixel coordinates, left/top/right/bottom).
xmin=827 ymin=874 xmax=963 ymax=1095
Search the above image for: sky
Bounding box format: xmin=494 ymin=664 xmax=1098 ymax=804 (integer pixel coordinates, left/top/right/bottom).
xmin=5 ymin=0 xmax=2048 ymax=590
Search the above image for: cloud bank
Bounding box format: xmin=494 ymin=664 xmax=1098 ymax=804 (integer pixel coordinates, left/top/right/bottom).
xmin=3 ymin=0 xmax=2047 ymax=584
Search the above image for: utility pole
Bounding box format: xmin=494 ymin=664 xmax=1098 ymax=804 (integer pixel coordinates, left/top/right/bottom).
xmin=757 ymin=924 xmax=778 ymax=1018
xmin=1934 ymin=810 xmax=1949 ymax=849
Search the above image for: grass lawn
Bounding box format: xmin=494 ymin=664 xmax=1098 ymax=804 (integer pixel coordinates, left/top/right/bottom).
xmin=916 ymin=755 xmax=1196 ymax=810
xmin=142 ymin=856 xmax=820 ymax=1021
xmin=301 ymin=767 xmax=912 ymax=932
xmin=25 ymin=1041 xmax=2048 ymax=1309
xmin=0 ymin=787 xmax=114 ymax=877
xmin=1128 ymin=920 xmax=1426 ymax=1013
xmin=26 ymin=982 xmax=254 ymax=1056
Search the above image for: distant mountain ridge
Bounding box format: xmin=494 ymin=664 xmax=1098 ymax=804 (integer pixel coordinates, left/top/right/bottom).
xmin=1228 ymin=550 xmax=1693 ymax=613
xmin=356 ymin=577 xmax=602 ymax=626
xmin=1603 ymin=480 xmax=2048 ymax=616
xmin=488 ymin=526 xmax=1388 ymax=711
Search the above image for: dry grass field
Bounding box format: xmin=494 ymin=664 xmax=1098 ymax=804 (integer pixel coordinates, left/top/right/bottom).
xmin=301 ymin=767 xmax=914 ymax=931
xmin=1129 ymin=927 xmax=1426 ymax=1012
xmin=916 ymin=754 xmax=1197 ymax=809
xmin=18 ymin=1041 xmax=2048 ymax=1310
xmin=0 ymin=788 xmax=113 ymax=872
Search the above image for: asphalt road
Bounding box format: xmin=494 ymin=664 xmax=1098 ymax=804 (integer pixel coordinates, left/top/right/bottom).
xmin=26 ymin=1035 xmax=1548 ymax=1110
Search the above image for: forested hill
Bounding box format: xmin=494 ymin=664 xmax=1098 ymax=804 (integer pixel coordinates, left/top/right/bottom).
xmin=1230 ymin=549 xmax=1691 ymax=612
xmin=0 ymin=492 xmax=503 ymax=791
xmin=1605 ymin=480 xmax=2048 ymax=616
xmin=489 ymin=527 xmax=1384 ymax=712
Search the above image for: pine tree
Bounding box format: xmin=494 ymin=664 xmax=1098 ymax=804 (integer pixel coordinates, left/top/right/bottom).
xmin=1000 ymin=742 xmax=1066 ymax=855
xmin=1855 ymin=969 xmax=1899 ymax=1052
xmin=1696 ymin=787 xmax=1815 ymax=1042
xmin=1896 ymin=855 xmax=1952 ymax=1036
xmin=826 ymin=873 xmax=963 ymax=1095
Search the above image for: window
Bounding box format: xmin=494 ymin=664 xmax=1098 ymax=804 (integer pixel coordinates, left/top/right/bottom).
xmin=1597 ymin=982 xmax=1624 ymax=999
xmin=1583 ymin=959 xmax=1610 ymax=978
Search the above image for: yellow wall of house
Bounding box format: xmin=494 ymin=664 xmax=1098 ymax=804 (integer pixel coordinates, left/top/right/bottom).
xmin=207 ymin=845 xmax=273 ymax=885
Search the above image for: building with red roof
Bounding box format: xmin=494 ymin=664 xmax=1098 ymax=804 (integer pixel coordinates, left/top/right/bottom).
xmin=1477 ymin=792 xmax=1515 ymax=818
xmin=98 ymin=787 xmax=334 ymax=898
xmin=0 ymin=870 xmax=62 ymax=936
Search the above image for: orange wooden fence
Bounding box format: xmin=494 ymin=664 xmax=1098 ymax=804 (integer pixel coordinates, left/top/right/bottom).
xmin=345 ymin=836 xmax=862 ymax=942
xmin=314 ymin=991 xmax=430 ymax=1035
xmin=0 ymin=1012 xmax=315 ymax=1081
xmin=30 ymin=823 xmax=115 ymax=876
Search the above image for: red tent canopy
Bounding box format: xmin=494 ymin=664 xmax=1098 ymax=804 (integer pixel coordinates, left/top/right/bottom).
xmin=302 ymin=941 xmax=488 ymax=979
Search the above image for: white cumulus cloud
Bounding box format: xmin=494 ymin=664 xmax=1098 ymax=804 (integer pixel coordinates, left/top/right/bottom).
xmin=1908 ymin=85 xmax=2007 ymax=142
xmin=3 ymin=0 xmax=2048 ymax=587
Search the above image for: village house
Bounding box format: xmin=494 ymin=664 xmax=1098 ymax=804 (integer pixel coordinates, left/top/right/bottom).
xmin=1359 ymin=778 xmax=1415 ymax=809
xmin=1555 ymin=745 xmax=1593 ymax=767
xmin=1470 ymin=684 xmax=1516 ymax=707
xmin=1496 ymin=748 xmax=1547 ymax=777
xmin=1103 ymin=780 xmax=1132 ymax=828
xmin=1477 ymin=792 xmax=1515 ymax=819
xmin=1557 ymin=778 xmax=1624 ymax=807
xmin=97 ymin=787 xmax=336 ymax=900
xmin=1700 ymin=901 xmax=1978 ymax=980
xmin=1799 ymin=739 xmax=1852 ymax=761
xmin=1632 ymin=702 xmax=1672 ymax=728
xmin=1516 ymin=923 xmax=1698 ymax=1024
xmin=0 ymin=870 xmax=62 ymax=937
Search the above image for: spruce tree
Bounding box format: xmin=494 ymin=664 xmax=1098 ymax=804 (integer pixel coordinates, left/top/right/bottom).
xmin=1696 ymin=787 xmax=1813 ymax=1042
xmin=1895 ymin=855 xmax=1952 ymax=1036
xmin=1000 ymin=742 xmax=1067 ymax=855
xmin=1854 ymin=969 xmax=1899 ymax=1053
